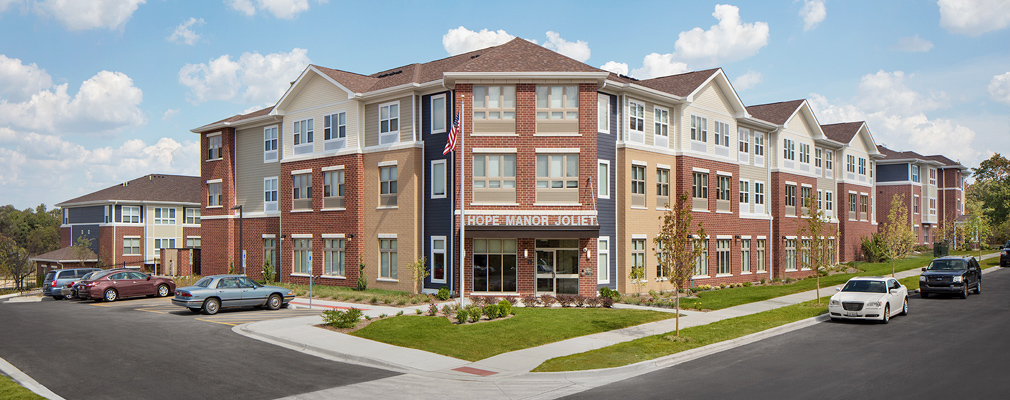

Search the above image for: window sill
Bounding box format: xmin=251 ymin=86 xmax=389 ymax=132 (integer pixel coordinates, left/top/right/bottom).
xmin=471 ymin=133 xmax=518 ymax=137
xmin=321 ymin=208 xmax=346 ymax=212
xmin=205 ymin=158 xmax=222 ymax=162
xmin=692 ymin=208 xmax=711 ymax=213
xmin=376 ymin=206 xmax=399 ymax=210
xmin=471 ymin=202 xmax=519 ymax=206
xmin=716 ymin=211 xmax=733 ymax=214
xmin=290 ymin=209 xmax=313 ymax=213
xmin=533 ymin=203 xmax=582 ymax=206
xmin=741 ymin=272 xmax=752 ymax=275
xmin=716 ymin=273 xmax=733 ymax=278
xmin=655 ymin=208 xmax=671 ymax=211
xmin=654 ymin=277 xmax=669 ymax=282
xmin=376 ymin=278 xmax=398 ymax=283
xmin=206 ymin=206 xmax=222 ymax=209
xmin=630 ymin=206 xmax=648 ymax=210
xmin=320 ymin=275 xmax=346 ymax=280
xmin=692 ymin=275 xmax=711 ymax=279
xmin=291 ymin=273 xmax=311 ymax=277
xmin=533 ymin=133 xmax=581 ymax=137
xmin=470 ymin=291 xmax=521 ymax=296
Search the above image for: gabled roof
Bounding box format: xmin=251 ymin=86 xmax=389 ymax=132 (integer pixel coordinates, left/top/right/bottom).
xmin=924 ymin=154 xmax=965 ymax=168
xmin=745 ymin=100 xmax=806 ymax=125
xmin=821 ymin=122 xmax=864 ymax=143
xmin=29 ymin=246 xmax=97 ymax=263
xmin=637 ymin=68 xmax=721 ymax=97
xmin=877 ymin=145 xmax=926 ymax=161
xmin=198 ymin=106 xmax=275 ymax=130
xmin=57 ymin=174 xmax=201 ymax=207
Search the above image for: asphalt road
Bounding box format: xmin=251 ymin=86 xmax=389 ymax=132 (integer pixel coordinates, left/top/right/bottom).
xmin=568 ymin=268 xmax=1010 ymax=400
xmin=0 ymin=296 xmax=399 ymax=400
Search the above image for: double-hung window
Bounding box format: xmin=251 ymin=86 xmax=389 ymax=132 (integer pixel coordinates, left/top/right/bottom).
xmin=848 ymin=193 xmax=858 ymax=220
xmin=207 ymin=135 xmax=222 ymax=160
xmin=912 ymin=165 xmax=920 ymax=183
xmin=738 ymin=128 xmax=750 ymax=163
xmin=380 ymin=238 xmax=398 ymax=279
xmin=293 ymin=238 xmax=311 ymax=275
xmin=264 ymin=177 xmax=278 ymax=212
xmin=928 ymin=168 xmax=936 ymax=185
xmin=801 ymin=186 xmax=812 ymax=213
xmin=185 ymin=208 xmax=200 ymax=224
xmin=379 ymin=102 xmax=399 ymax=145
xmin=631 ymin=165 xmax=645 ymax=207
xmin=860 ymin=195 xmax=869 ymax=220
xmin=323 ymin=170 xmax=345 ymax=209
xmin=847 ymin=155 xmax=856 ymax=173
xmin=691 ymin=115 xmax=708 ymax=142
xmin=656 ymin=168 xmax=670 ymax=208
xmin=379 ymin=166 xmax=397 ymax=207
xmin=597 ymin=237 xmax=610 ymax=283
xmin=799 ymin=143 xmax=810 ymax=164
xmin=858 ymin=157 xmax=867 ymax=175
xmin=693 ymin=239 xmax=708 ymax=276
xmin=473 ymin=86 xmax=516 ymax=120
xmin=784 ymin=239 xmax=797 ymax=271
xmin=324 ymin=112 xmax=346 ymax=151
xmin=473 ymin=154 xmax=516 ymax=203
xmin=783 ymin=139 xmax=796 ymax=161
xmin=293 ymin=119 xmax=314 ymax=155
xmin=122 ymin=206 xmax=141 ymax=223
xmin=628 ymin=101 xmax=645 ymax=143
xmin=632 ymin=239 xmax=646 ymax=278
xmin=154 ymin=238 xmax=176 ymax=258
xmin=716 ymin=175 xmax=731 ymax=212
xmin=754 ymin=132 xmax=765 ymax=166
xmin=692 ymin=172 xmax=708 ymax=210
xmin=913 ymin=195 xmax=920 ymax=213
xmin=825 ymin=150 xmax=834 ymax=172
xmin=597 ymin=160 xmax=610 ymax=199
xmin=597 ymin=94 xmax=610 ymax=133
xmin=430 ymin=94 xmax=446 ymax=133
xmin=536 ymin=85 xmax=578 ymax=120
xmin=754 ymin=182 xmax=765 ymax=211
xmin=207 ymin=183 xmax=222 ymax=207
xmin=123 ymin=237 xmax=140 ymax=255
xmin=154 ymin=208 xmax=176 ymax=225
xmin=717 ymin=239 xmax=731 ymax=275
xmin=431 ymin=160 xmax=446 ymax=199
xmin=785 ymin=185 xmax=797 ymax=216
xmin=741 ymin=239 xmax=751 ymax=273
xmin=814 ymin=148 xmax=822 ymax=168
xmin=825 ymin=191 xmax=834 ymax=217
xmin=739 ymin=180 xmax=750 ymax=208
xmin=263 ymin=126 xmax=278 ymax=162
xmin=264 ymin=239 xmax=276 ymax=272
xmin=756 ymin=239 xmax=766 ymax=272
xmin=535 ymin=154 xmax=579 ymax=203
xmin=654 ymin=107 xmax=669 ymax=147
xmin=714 ymin=121 xmax=730 ymax=147
xmin=431 ymin=237 xmax=446 ymax=283
xmin=293 ymin=173 xmax=312 ymax=210
xmin=323 ymin=238 xmax=345 ymax=277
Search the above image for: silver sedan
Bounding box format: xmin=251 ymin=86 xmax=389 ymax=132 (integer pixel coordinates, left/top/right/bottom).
xmin=172 ymin=275 xmax=295 ymax=315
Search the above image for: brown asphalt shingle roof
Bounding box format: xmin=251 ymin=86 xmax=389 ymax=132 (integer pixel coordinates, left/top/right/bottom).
xmin=30 ymin=246 xmax=97 ymax=262
xmin=57 ymin=174 xmax=201 ymax=206
xmin=924 ymin=154 xmax=963 ymax=167
xmin=821 ymin=122 xmax=864 ymax=143
xmin=745 ymin=100 xmax=805 ymax=125
xmin=637 ymin=68 xmax=721 ymax=97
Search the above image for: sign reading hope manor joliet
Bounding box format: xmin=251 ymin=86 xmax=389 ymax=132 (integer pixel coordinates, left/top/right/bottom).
xmin=465 ymin=213 xmax=599 ymax=227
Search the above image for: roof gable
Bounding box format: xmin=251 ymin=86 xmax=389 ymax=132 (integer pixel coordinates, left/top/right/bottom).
xmin=745 ymin=100 xmax=805 ymax=126
xmin=57 ymin=174 xmax=201 ymax=207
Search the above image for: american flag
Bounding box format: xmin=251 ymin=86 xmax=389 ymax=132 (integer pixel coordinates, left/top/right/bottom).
xmin=443 ymin=110 xmax=460 ymax=155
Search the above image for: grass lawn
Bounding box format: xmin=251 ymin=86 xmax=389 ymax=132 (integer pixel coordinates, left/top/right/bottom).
xmin=533 ymin=297 xmax=830 ymax=372
xmin=655 ymin=252 xmax=987 ymax=311
xmin=0 ymin=375 xmax=43 ymax=400
xmin=350 ymin=307 xmax=673 ymax=361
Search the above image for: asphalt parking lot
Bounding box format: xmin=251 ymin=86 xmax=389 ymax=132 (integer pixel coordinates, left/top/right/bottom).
xmin=0 ymin=295 xmax=400 ymax=400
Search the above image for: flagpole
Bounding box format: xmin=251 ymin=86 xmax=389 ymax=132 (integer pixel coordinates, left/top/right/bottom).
xmin=459 ymin=92 xmax=467 ymax=307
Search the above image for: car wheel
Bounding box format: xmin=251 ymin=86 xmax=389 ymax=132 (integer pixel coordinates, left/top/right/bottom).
xmin=266 ymin=294 xmax=282 ymax=310
xmin=52 ymin=295 xmax=64 ymax=300
xmin=920 ymin=291 xmax=929 ymax=299
xmin=900 ymin=297 xmax=908 ymax=316
xmin=104 ymin=289 xmax=118 ymax=302
xmin=974 ymin=280 xmax=981 ymax=295
xmin=157 ymin=284 xmax=170 ymax=297
xmin=881 ymin=304 xmax=890 ymax=324
xmin=960 ymin=284 xmax=969 ymax=299
xmin=202 ymin=298 xmax=220 ymax=315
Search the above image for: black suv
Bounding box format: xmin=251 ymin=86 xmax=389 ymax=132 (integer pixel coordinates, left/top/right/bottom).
xmin=919 ymin=256 xmax=982 ymax=299
xmin=1000 ymin=240 xmax=1010 ymax=268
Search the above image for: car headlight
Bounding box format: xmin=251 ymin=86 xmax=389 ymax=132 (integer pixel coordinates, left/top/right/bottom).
xmin=919 ymin=275 xmax=926 ymax=282
xmin=952 ymin=276 xmax=963 ymax=283
xmin=866 ymin=301 xmax=882 ymax=308
xmin=829 ymin=299 xmax=840 ymax=306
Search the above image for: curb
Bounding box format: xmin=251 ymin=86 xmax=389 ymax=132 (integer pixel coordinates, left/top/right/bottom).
xmin=0 ymin=356 xmax=64 ymax=400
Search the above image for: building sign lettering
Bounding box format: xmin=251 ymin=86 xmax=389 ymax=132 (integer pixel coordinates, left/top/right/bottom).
xmin=466 ymin=214 xmax=598 ymax=227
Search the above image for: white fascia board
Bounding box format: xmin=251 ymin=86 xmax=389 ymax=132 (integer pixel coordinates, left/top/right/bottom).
xmin=445 ymin=71 xmax=611 ymax=90
xmin=273 ymin=66 xmax=357 ymax=115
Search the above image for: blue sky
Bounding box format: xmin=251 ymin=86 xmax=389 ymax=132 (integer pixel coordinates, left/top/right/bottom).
xmin=1 ymin=0 xmax=1008 ymax=210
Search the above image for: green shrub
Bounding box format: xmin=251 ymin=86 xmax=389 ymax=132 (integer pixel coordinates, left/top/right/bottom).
xmin=455 ymin=308 xmax=469 ymax=324
xmin=468 ymin=307 xmax=482 ymax=323
xmin=912 ymin=244 xmax=931 ymax=252
xmin=322 ymin=308 xmax=363 ymax=329
xmin=497 ymin=299 xmax=512 ymax=316
xmin=396 ymin=310 xmax=404 ymax=316
xmin=36 ymin=274 xmax=44 ymax=288
xmin=415 ymin=309 xmax=422 ymax=315
xmin=428 ymin=303 xmax=438 ymax=316
xmin=396 ymin=299 xmax=406 ymax=306
xmin=743 ymin=281 xmax=753 ymax=287
xmin=262 ymin=259 xmax=275 ymax=283
xmin=442 ymin=304 xmax=454 ymax=316
xmin=861 ymin=232 xmax=888 ymax=262
xmin=436 ymin=286 xmax=451 ymax=300
xmin=356 ymin=259 xmax=368 ymax=291
xmin=482 ymin=304 xmax=500 ymax=319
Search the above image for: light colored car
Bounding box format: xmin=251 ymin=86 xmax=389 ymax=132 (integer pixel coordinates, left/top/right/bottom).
xmin=828 ymin=277 xmax=908 ymax=324
xmin=172 ymin=275 xmax=295 ymax=315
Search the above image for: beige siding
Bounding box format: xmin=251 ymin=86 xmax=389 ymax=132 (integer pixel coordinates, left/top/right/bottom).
xmin=364 ymin=95 xmax=414 ymax=148
xmin=287 ymin=75 xmax=350 ymax=112
xmin=362 ymin=147 xmax=423 ymax=292
xmin=616 ymin=149 xmax=678 ymax=294
xmin=692 ymin=81 xmax=735 ymax=115
xmin=236 ymin=123 xmax=282 ymax=213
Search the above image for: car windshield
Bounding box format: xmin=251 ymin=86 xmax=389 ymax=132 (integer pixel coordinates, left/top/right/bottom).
xmin=927 ymin=260 xmax=966 ymax=270
xmin=841 ymin=280 xmax=887 ymax=293
xmin=193 ymin=277 xmax=213 ymax=288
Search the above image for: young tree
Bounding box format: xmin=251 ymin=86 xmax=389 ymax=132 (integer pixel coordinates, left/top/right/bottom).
xmin=408 ymin=256 xmax=429 ymax=294
xmin=0 ymin=237 xmax=33 ymax=291
xmin=880 ymin=194 xmax=915 ymax=277
xmin=654 ymin=191 xmax=707 ymax=337
xmin=798 ymin=195 xmax=838 ymax=303
xmin=961 ymin=198 xmax=993 ymax=260
xmin=628 ymin=264 xmax=645 ymax=295
xmin=71 ymin=237 xmax=94 ymax=268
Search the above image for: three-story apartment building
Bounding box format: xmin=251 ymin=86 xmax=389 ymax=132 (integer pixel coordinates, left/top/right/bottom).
xmin=875 ymin=146 xmax=968 ymax=245
xmin=193 ymin=38 xmax=881 ymax=295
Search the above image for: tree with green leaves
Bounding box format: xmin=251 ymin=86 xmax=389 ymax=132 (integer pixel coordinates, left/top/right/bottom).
xmin=408 ymin=256 xmax=429 ymax=294
xmin=798 ymin=194 xmax=838 ymax=303
xmin=654 ymin=191 xmax=707 ymax=337
xmin=71 ymin=236 xmax=94 ymax=268
xmin=262 ymin=259 xmax=275 ymax=283
xmin=959 ymin=198 xmax=993 ymax=260
xmin=0 ymin=237 xmax=33 ymax=291
xmin=879 ymin=194 xmax=915 ymax=277
xmin=968 ymin=153 xmax=1010 ymax=243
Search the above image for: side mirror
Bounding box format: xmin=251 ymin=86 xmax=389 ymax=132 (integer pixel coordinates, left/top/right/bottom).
xmin=147 ymin=276 xmax=151 ymax=281
xmin=889 ymin=289 xmax=898 ymax=294
xmin=835 ymin=287 xmax=841 ymax=292
xmin=921 ymin=267 xmax=926 ymax=272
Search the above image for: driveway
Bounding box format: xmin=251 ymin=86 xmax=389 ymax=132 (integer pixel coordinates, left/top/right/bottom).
xmin=0 ymin=296 xmax=400 ymax=400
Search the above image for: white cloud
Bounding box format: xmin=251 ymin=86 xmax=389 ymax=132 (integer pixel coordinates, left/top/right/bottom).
xmin=226 ymin=0 xmax=327 ymax=19
xmin=34 ymin=0 xmax=145 ymax=31
xmin=0 ymin=68 xmax=145 ymax=135
xmin=162 ymin=109 xmax=179 ymax=120
xmin=938 ymin=0 xmax=1010 ymax=36
xmin=599 ymin=61 xmax=629 ymax=76
xmin=809 ymin=70 xmax=978 ymax=163
xmin=989 ymin=72 xmax=1010 ymax=105
xmin=673 ymin=4 xmax=770 ymax=66
xmin=891 ymin=35 xmax=934 ymax=52
xmin=800 ymin=0 xmax=826 ymax=32
xmin=734 ymin=71 xmax=762 ymax=90
xmin=0 ymin=128 xmax=200 ymax=206
xmin=0 ymin=55 xmax=53 ymax=103
xmin=0 ymin=0 xmax=20 ymax=13
xmin=543 ymin=31 xmax=590 ymax=62
xmin=168 ymin=17 xmax=204 ymax=45
xmin=631 ymin=53 xmax=690 ymax=80
xmin=442 ymin=26 xmax=515 ymax=55
xmin=179 ymin=48 xmax=310 ymax=105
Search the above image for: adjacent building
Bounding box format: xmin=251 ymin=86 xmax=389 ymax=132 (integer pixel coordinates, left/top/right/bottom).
xmin=56 ymin=174 xmax=202 ymax=273
xmin=192 ymin=38 xmax=882 ymax=296
xmin=875 ymin=146 xmax=969 ymax=245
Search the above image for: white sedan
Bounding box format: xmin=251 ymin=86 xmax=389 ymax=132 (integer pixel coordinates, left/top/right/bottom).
xmin=828 ymin=277 xmax=908 ymax=323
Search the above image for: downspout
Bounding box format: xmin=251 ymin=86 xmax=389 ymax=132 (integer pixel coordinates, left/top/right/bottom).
xmin=767 ymin=129 xmax=775 ymax=282
xmin=113 ymin=201 xmax=117 ymax=268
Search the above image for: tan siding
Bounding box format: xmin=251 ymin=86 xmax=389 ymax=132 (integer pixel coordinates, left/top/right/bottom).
xmin=362 ymin=148 xmax=423 ymax=292
xmin=364 ymin=95 xmax=414 ymax=147
xmin=236 ymin=123 xmax=282 ymax=213
xmin=617 ymin=149 xmax=677 ymax=293
xmin=287 ymin=75 xmax=350 ymax=112
xmin=693 ymin=81 xmax=734 ymax=115
xmin=364 ymin=102 xmax=378 ymax=147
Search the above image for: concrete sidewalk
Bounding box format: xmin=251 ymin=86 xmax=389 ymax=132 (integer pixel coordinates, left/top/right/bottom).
xmin=235 ymin=253 xmax=1004 ymax=396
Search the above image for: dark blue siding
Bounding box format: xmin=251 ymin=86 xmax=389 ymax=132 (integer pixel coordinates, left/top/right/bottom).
xmin=68 ymin=206 xmax=104 ymax=224
xmin=877 ymin=164 xmax=908 ymax=182
xmin=71 ymin=225 xmax=100 ymax=254
xmin=596 ymin=92 xmax=618 ymax=290
xmin=422 ymin=91 xmax=453 ymax=290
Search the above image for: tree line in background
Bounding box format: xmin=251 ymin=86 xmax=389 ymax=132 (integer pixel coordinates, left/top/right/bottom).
xmin=0 ymin=204 xmax=62 ymax=290
xmin=966 ymin=153 xmax=1010 ymax=247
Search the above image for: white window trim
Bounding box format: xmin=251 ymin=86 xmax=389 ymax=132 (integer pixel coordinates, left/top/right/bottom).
xmin=597 ymin=236 xmax=610 ymax=284
xmin=431 ymin=94 xmax=447 ymax=134
xmin=264 ymin=176 xmax=279 ymax=212
xmin=377 ymin=160 xmax=398 ymax=167
xmin=293 ymin=118 xmax=314 ymax=152
xmin=431 ymin=159 xmax=447 ymax=199
xmin=263 ymin=125 xmax=278 ymax=163
xmin=653 ymin=105 xmax=670 ymax=148
xmin=597 ymin=94 xmax=610 ymax=134
xmin=430 ymin=236 xmax=447 ymax=284
xmin=378 ymin=101 xmax=400 ymax=145
xmin=598 ymin=159 xmax=611 ymax=199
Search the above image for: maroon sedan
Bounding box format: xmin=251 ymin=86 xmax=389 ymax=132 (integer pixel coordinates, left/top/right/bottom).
xmin=79 ymin=269 xmax=176 ymax=302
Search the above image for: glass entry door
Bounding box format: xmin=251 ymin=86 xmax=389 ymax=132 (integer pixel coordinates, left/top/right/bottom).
xmin=535 ymin=239 xmax=580 ymax=295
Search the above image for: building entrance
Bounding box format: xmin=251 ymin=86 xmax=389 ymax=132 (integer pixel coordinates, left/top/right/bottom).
xmin=535 ymin=239 xmax=580 ymax=295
